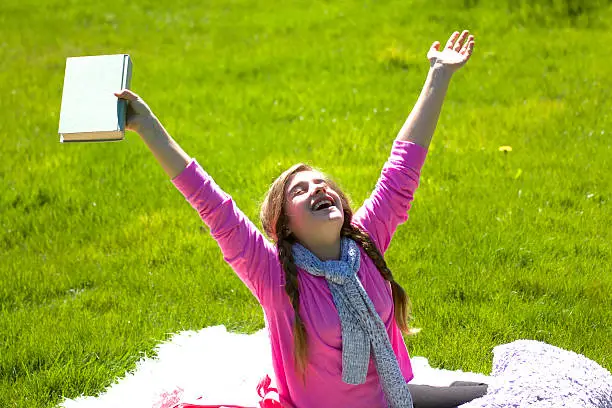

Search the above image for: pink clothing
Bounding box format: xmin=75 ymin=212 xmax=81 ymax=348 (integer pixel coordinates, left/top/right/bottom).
xmin=171 ymin=140 xmax=429 ymax=408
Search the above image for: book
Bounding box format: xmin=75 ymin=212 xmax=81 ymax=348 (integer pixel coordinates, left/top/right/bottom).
xmin=58 ymin=54 xmax=132 ymax=143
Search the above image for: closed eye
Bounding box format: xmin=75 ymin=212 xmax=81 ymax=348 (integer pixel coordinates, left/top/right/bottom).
xmin=289 ymin=182 xmax=307 ymax=196
xmin=288 ymin=178 xmax=326 ymax=197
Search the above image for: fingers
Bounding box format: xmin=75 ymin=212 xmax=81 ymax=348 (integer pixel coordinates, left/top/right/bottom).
xmin=445 ymin=31 xmax=460 ymax=50
xmin=460 ymin=35 xmax=475 ymax=56
xmin=453 ymin=30 xmax=469 ymax=51
xmin=113 ymin=88 xmax=139 ymax=101
xmin=430 ymin=41 xmax=441 ymax=51
xmin=445 ymin=30 xmax=474 ymax=55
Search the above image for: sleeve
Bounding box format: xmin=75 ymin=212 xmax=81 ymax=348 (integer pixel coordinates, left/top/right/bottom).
xmin=171 ymin=159 xmax=284 ymax=306
xmin=352 ymin=140 xmax=428 ymax=254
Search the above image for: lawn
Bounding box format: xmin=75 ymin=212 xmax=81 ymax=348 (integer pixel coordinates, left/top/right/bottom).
xmin=0 ymin=0 xmax=610 ymax=406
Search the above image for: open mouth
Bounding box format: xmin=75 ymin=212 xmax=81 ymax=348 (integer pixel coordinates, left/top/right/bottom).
xmin=311 ymin=197 xmax=335 ymax=212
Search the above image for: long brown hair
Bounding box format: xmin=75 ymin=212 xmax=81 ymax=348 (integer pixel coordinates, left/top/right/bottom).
xmin=260 ymin=163 xmax=412 ymax=375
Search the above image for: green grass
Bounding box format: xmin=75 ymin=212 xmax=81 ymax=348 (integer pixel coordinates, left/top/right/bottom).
xmin=1 ymin=0 xmax=611 ymax=406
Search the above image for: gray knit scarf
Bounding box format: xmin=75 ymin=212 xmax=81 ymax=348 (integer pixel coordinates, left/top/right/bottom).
xmin=292 ymin=237 xmax=413 ymax=408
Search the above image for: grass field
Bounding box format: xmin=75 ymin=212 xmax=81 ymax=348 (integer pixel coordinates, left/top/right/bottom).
xmin=1 ymin=0 xmax=611 ymax=406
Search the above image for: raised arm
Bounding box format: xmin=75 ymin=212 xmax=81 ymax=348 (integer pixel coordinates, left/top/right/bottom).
xmin=397 ymin=30 xmax=475 ymax=149
xmin=114 ymin=89 xmax=191 ymax=179
xmin=115 ymin=90 xmax=283 ymax=305
xmin=353 ymin=30 xmax=475 ymax=252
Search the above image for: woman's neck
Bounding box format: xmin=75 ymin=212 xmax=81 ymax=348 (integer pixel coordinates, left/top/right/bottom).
xmin=303 ymin=238 xmax=341 ymax=261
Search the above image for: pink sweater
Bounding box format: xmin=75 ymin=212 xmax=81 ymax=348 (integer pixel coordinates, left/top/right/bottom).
xmin=172 ymin=140 xmax=428 ymax=408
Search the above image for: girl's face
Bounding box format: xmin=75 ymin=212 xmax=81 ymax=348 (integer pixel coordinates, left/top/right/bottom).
xmin=284 ymin=170 xmax=344 ymax=245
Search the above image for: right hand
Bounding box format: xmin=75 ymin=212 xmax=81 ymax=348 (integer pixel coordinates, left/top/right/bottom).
xmin=114 ymin=89 xmax=155 ymax=134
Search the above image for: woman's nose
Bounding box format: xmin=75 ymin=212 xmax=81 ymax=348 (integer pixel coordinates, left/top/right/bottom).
xmin=313 ymin=185 xmax=326 ymax=195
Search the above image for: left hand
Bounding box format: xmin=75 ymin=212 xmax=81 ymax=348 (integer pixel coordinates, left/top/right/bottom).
xmin=427 ymin=30 xmax=475 ymax=73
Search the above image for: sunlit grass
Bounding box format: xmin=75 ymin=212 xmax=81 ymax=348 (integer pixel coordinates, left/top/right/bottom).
xmin=1 ymin=0 xmax=611 ymax=406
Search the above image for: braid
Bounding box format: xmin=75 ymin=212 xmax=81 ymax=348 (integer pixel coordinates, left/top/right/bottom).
xmin=341 ymin=223 xmax=413 ymax=334
xmin=276 ymin=218 xmax=308 ymax=381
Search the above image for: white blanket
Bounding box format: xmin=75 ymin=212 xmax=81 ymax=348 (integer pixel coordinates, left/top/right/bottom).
xmin=60 ymin=326 xmax=611 ymax=408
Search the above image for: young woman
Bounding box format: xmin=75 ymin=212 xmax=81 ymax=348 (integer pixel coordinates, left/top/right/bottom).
xmin=115 ymin=30 xmax=486 ymax=408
